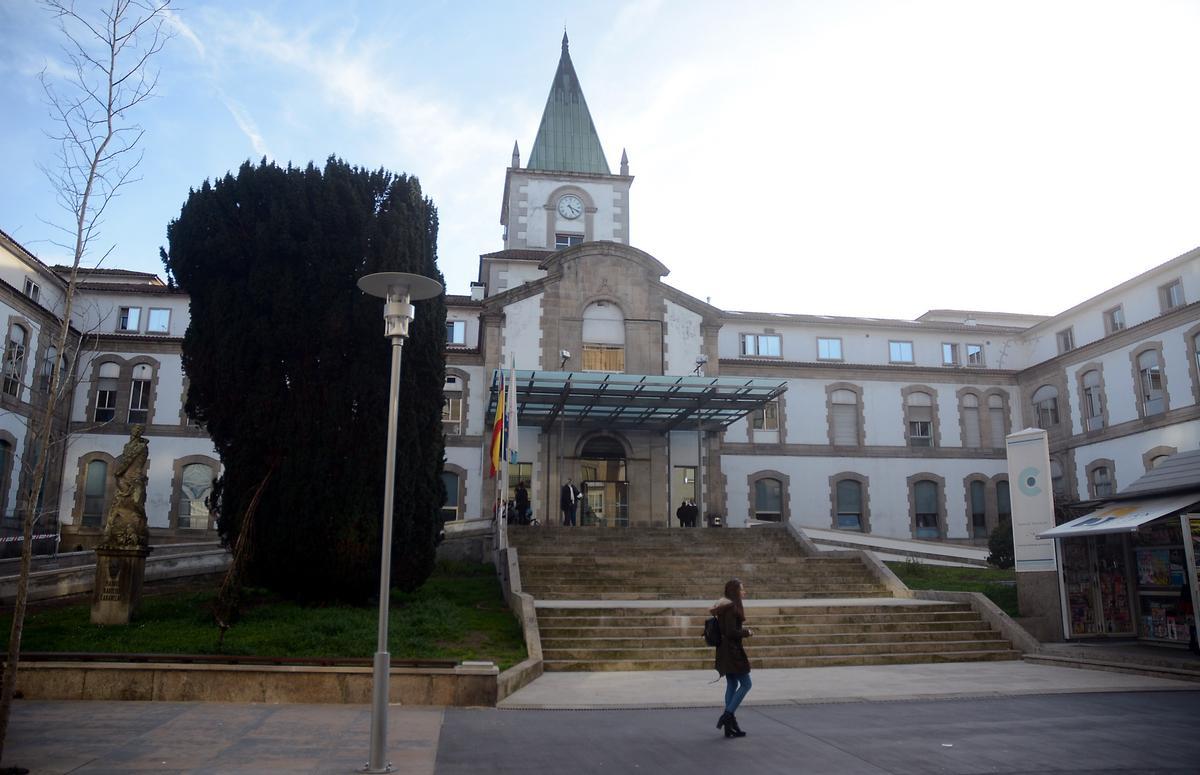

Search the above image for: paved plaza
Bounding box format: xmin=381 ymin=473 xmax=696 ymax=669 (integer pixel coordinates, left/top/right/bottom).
xmin=3 ymin=662 xmax=1197 ymax=773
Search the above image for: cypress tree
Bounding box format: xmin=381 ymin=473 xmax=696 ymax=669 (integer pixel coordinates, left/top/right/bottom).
xmin=163 ymin=157 xmax=446 ymax=602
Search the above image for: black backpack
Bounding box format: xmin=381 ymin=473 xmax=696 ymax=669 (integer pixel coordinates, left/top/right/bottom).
xmin=702 ymin=615 xmax=722 ymax=648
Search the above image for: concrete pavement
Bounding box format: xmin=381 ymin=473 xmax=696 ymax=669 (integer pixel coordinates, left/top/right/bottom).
xmin=3 ymin=661 xmax=1197 ymax=773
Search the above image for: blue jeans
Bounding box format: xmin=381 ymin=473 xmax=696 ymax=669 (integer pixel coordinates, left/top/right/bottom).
xmin=724 ymin=672 xmax=752 ymax=713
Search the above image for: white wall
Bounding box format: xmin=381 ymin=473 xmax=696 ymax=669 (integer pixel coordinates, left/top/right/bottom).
xmin=58 ymin=433 xmax=219 ymax=529
xmin=502 ymin=293 xmax=543 ymax=370
xmin=663 ymin=300 xmax=702 ymax=376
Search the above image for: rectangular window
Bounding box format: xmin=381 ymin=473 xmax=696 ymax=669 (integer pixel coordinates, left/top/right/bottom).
xmin=889 ymin=341 xmax=914 ymax=363
xmin=147 ymin=308 xmax=171 ymax=334
xmin=446 ymin=320 xmax=466 ymax=345
xmin=914 ymin=482 xmax=940 ymax=539
xmin=966 ymin=344 xmax=984 ymax=366
xmin=442 ymin=395 xmax=463 ymax=433
xmin=942 ymin=343 xmax=959 ymax=366
xmin=908 ymin=420 xmax=932 ymax=447
xmin=1056 ymin=328 xmax=1074 ymax=354
xmin=582 ymin=344 xmax=625 ymax=372
xmin=555 ymin=233 xmax=583 ymax=250
xmin=95 ymin=388 xmax=116 ymax=422
xmin=750 ymin=400 xmax=779 ymax=431
xmin=22 ymin=278 xmax=40 ymax=303
xmin=440 ymin=471 xmax=461 ymax=521
xmin=118 ymin=307 xmax=140 ymax=332
xmin=1103 ymin=306 xmax=1125 ymax=334
xmin=741 ymin=334 xmax=782 ymax=358
xmin=1160 ymin=279 xmax=1185 ymax=311
xmin=970 ymin=481 xmax=987 ymax=539
xmin=128 ymin=379 xmax=150 ymax=424
xmin=835 ymin=479 xmax=863 ymax=531
xmin=817 ymin=337 xmax=842 ymax=361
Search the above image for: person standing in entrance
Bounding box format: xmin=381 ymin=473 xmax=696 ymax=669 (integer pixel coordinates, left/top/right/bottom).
xmin=560 ymin=478 xmax=579 ymax=526
xmin=712 ymin=578 xmax=753 ymax=737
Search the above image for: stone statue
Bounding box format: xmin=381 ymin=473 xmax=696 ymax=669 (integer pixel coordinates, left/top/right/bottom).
xmin=100 ymin=425 xmax=150 ymax=550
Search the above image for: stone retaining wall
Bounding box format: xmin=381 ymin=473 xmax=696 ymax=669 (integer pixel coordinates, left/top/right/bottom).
xmin=14 ymin=660 xmax=500 ymax=706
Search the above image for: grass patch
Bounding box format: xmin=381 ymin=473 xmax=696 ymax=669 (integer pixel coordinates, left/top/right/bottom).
xmin=886 ymin=560 xmax=1019 ymax=617
xmin=1 ymin=560 xmax=527 ymax=670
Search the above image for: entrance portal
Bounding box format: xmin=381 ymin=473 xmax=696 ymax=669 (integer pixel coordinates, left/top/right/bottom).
xmin=579 ymin=435 xmax=629 ymax=527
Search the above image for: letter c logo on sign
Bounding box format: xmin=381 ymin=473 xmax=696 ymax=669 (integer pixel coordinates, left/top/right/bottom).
xmin=1018 ymin=466 xmax=1041 ymax=497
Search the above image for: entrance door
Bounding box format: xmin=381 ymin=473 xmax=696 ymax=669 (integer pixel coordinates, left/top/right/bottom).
xmin=579 ymin=435 xmax=628 ymax=527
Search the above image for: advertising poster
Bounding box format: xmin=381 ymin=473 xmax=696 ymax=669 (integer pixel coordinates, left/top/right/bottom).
xmin=1005 ymin=428 xmax=1058 ymax=572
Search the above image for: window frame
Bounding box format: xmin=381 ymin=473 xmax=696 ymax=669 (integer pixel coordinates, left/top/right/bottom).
xmin=1086 ymin=459 xmax=1116 ymax=499
xmin=1056 ymin=327 xmax=1075 ymax=354
xmin=554 ymin=232 xmax=583 ymax=250
xmin=741 ymin=333 xmax=782 ymax=359
xmin=942 ymin=342 xmax=959 ymax=366
xmin=829 ymin=473 xmax=870 ymax=532
xmin=2 ymin=323 xmax=28 ymax=399
xmin=1032 ymin=384 xmax=1059 ymax=429
xmin=22 ymin=278 xmax=40 ymax=303
xmin=146 ymin=307 xmax=171 ymax=334
xmin=816 ymin=337 xmax=842 ymax=361
xmin=1103 ymin=305 xmax=1125 ymax=335
xmin=1159 ymin=278 xmax=1185 ymax=312
xmin=128 ymin=364 xmax=152 ymax=425
xmin=117 ymin=306 xmax=141 ymax=333
xmin=581 ymin=344 xmax=625 ymax=373
xmin=966 ymin=344 xmax=984 ymax=367
xmin=907 ymin=473 xmax=946 ymax=541
xmin=1130 ymin=344 xmax=1168 ymax=418
xmin=889 ymin=340 xmax=914 ymax=364
xmin=747 ymin=470 xmax=790 ymax=524
xmin=750 ymin=399 xmax=780 ymax=431
xmin=446 ymin=320 xmax=467 ymax=345
xmin=826 ymin=383 xmax=863 ymax=447
xmin=902 ymin=386 xmax=938 ymax=448
xmin=1076 ymin=364 xmax=1107 ymax=433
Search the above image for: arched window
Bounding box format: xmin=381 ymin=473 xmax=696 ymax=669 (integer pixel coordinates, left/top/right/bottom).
xmin=754 ymin=478 xmax=783 ymax=522
xmin=996 ymin=480 xmax=1011 ymax=523
xmin=3 ymin=324 xmax=28 ymax=397
xmin=40 ymin=345 xmax=58 ymax=392
xmin=441 ymin=471 xmax=461 ymax=521
xmin=1150 ymin=455 xmax=1170 ymax=469
xmin=913 ymin=480 xmax=940 ymax=539
xmin=1137 ymin=349 xmax=1164 ymax=416
xmin=581 ymin=301 xmax=625 ymax=372
xmin=987 ymin=393 xmax=1007 ymax=449
xmin=830 ymin=389 xmax=860 ymax=446
xmin=1090 ymin=465 xmax=1113 ymax=498
xmin=94 ymin=361 xmax=120 ymax=422
xmin=1032 ymin=385 xmax=1058 ymax=429
xmin=961 ymin=393 xmax=981 ymax=448
xmin=906 ymin=391 xmax=934 ymax=448
xmin=969 ymin=480 xmax=987 ymax=539
xmin=835 ymin=479 xmax=863 ymax=531
xmin=1081 ymin=369 xmax=1104 ymax=431
xmin=129 ymin=363 xmax=152 ymax=424
xmin=82 ymin=459 xmax=109 ymax=527
xmin=179 ymin=463 xmax=214 ymax=530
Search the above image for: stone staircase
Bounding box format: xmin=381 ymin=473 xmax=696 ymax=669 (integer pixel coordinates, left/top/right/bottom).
xmin=508 ymin=526 xmax=1021 ymax=671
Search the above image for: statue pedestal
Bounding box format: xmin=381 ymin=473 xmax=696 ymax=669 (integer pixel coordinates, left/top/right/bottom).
xmin=90 ymin=546 xmax=152 ymax=625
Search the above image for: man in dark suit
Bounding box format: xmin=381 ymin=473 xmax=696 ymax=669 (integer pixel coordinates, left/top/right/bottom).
xmin=560 ymin=478 xmax=579 ymax=526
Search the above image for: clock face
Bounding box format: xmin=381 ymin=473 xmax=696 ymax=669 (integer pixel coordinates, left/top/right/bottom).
xmin=557 ymin=194 xmax=583 ymax=220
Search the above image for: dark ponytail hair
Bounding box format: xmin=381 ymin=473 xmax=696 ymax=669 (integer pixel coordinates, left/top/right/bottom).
xmin=723 ymin=578 xmax=745 ymax=621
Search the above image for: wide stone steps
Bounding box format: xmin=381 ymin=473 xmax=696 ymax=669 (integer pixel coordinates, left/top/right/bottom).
xmin=543 ymin=650 xmax=1021 ymax=672
xmin=508 ymin=527 xmax=1019 ymax=671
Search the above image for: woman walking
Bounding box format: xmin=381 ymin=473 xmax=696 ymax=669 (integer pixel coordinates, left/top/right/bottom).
xmin=712 ymin=578 xmax=753 ymax=737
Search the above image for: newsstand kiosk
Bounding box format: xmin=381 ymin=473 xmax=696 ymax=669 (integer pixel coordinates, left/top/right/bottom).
xmin=1039 ymin=494 xmax=1200 ymax=647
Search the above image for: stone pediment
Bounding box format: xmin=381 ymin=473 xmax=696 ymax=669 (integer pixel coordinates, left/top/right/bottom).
xmin=537 ymin=241 xmax=669 ymax=280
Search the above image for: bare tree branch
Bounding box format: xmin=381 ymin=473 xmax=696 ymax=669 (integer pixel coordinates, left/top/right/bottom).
xmin=0 ymin=0 xmax=174 ymax=761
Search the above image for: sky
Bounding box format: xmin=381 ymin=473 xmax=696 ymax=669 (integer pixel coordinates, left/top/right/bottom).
xmin=1 ymin=0 xmax=1198 ymax=321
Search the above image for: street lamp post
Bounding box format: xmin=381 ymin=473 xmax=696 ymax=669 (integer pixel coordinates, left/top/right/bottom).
xmin=357 ymin=271 xmax=443 ymax=774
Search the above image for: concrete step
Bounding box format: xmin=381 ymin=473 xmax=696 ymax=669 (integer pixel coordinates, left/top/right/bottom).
xmin=543 ymin=638 xmax=1016 ymax=660
xmin=542 ymin=649 xmax=1022 ymax=671
xmin=541 ymin=629 xmax=1007 ymax=649
xmin=535 ymin=604 xmax=977 ymax=618
xmin=539 ymin=620 xmax=992 ymax=639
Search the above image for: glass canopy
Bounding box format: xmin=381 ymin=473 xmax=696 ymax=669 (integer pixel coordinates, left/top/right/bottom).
xmin=487 ymin=370 xmax=788 ymax=431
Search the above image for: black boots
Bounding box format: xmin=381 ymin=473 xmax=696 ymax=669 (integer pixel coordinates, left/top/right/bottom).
xmin=717 ymin=711 xmax=746 ymax=738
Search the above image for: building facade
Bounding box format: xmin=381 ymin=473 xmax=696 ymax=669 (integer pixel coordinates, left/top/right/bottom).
xmin=0 ymin=35 xmax=1195 ymax=554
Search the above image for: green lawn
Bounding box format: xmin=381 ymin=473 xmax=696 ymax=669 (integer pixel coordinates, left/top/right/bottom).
xmin=3 ymin=561 xmax=528 ymax=671
xmin=886 ymin=561 xmax=1019 ymax=617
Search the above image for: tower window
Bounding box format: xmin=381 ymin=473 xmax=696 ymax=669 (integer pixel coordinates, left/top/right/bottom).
xmin=555 ymin=233 xmax=583 ymax=250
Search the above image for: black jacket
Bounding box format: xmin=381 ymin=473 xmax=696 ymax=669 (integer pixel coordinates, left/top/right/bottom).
xmin=711 ymin=597 xmax=752 ymax=676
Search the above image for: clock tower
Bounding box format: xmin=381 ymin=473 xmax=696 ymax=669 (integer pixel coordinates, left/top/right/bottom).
xmin=500 ymin=32 xmax=633 ymax=251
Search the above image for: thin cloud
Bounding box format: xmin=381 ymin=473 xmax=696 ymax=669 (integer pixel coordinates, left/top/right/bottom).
xmin=217 ymin=93 xmax=270 ymax=158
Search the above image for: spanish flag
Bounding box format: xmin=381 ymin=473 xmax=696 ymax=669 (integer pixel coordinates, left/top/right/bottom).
xmin=489 ymin=371 xmax=505 ymax=477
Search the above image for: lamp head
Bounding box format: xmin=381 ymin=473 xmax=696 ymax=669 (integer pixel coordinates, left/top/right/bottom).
xmin=357 ymin=272 xmax=444 ymax=340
